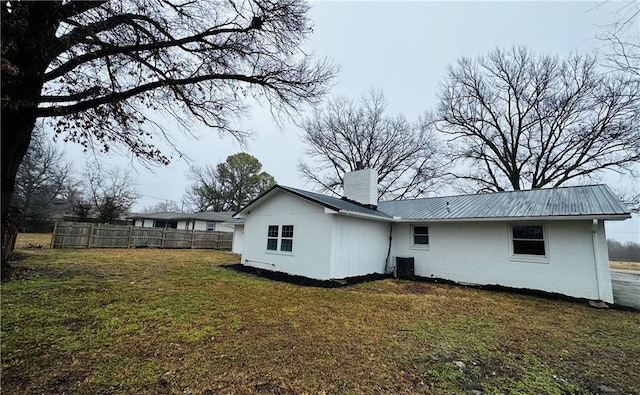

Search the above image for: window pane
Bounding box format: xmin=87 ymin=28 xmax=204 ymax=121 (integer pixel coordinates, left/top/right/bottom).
xmin=513 ymin=225 xmax=543 ymax=240
xmin=268 ymin=225 xmax=279 ymax=237
xmin=282 ymin=225 xmax=294 ymax=238
xmin=267 ymin=238 xmax=278 ymax=250
xmin=414 ymin=235 xmax=429 ymax=245
xmin=513 ymin=240 xmax=545 ymax=255
xmin=414 ymin=226 xmax=429 ymax=235
xmin=281 ymin=239 xmax=293 ymax=252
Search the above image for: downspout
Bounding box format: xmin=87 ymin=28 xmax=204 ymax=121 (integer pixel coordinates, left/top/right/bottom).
xmin=591 ymin=219 xmax=602 ymax=300
xmin=384 ymin=223 xmax=393 ymax=274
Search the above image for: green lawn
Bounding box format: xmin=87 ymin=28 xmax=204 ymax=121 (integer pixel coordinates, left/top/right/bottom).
xmin=2 ymin=246 xmax=639 ymax=394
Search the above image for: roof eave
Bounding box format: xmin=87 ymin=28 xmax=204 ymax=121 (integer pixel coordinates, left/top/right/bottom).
xmin=392 ymin=213 xmax=632 ymax=222
xmin=337 ymin=209 xmax=394 ymax=222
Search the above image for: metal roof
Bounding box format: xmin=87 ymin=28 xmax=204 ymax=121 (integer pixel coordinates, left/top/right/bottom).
xmin=128 ymin=211 xmax=234 ymax=222
xmin=234 ymin=184 xmax=629 ymax=222
xmin=377 ymin=184 xmax=630 ymax=220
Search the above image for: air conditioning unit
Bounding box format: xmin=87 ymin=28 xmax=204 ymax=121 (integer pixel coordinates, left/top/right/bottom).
xmin=395 ymin=256 xmax=415 ymax=279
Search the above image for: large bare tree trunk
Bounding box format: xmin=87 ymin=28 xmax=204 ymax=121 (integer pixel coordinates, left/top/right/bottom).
xmin=1 ymin=3 xmax=55 ymax=275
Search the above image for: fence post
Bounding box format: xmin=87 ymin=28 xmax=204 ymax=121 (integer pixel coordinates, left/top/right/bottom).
xmin=161 ymin=227 xmax=167 ymax=248
xmin=88 ymin=224 xmax=95 ymax=248
xmin=128 ymin=225 xmax=134 ymax=248
xmin=190 ymin=230 xmax=196 ymax=249
xmin=50 ymin=222 xmax=58 ymax=248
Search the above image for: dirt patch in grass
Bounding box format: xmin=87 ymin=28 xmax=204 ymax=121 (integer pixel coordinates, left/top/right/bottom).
xmin=2 ymin=248 xmax=639 ymax=394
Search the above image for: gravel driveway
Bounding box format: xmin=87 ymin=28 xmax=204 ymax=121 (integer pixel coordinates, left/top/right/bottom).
xmin=611 ymin=269 xmax=640 ymax=310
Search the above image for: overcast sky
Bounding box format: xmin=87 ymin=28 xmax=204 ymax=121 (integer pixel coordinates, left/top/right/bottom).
xmin=52 ymin=0 xmax=639 ymax=242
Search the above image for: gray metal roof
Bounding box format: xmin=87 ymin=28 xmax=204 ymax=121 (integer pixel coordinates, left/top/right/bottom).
xmin=128 ymin=211 xmax=234 ymax=222
xmin=377 ymin=184 xmax=630 ymax=220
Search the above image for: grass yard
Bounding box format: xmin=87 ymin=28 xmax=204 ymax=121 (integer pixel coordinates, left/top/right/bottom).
xmin=610 ymin=261 xmax=640 ymax=271
xmin=13 ymin=232 xmax=52 ymax=249
xmin=2 ymin=244 xmax=639 ymax=394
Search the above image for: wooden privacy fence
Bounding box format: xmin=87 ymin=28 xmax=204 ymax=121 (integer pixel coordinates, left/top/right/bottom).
xmin=51 ymin=222 xmax=233 ymax=250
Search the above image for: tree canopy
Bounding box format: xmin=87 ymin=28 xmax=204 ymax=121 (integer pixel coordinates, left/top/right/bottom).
xmin=299 ymin=91 xmax=442 ymax=200
xmin=1 ymin=0 xmax=335 ymax=262
xmin=11 ymin=126 xmax=73 ymax=231
xmin=436 ymin=47 xmax=640 ymax=192
xmin=185 ymin=152 xmax=275 ymax=212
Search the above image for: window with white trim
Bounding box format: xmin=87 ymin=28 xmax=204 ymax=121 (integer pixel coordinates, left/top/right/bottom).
xmin=412 ymin=225 xmax=429 ymax=247
xmin=266 ymin=225 xmax=294 ymax=253
xmin=267 ymin=225 xmax=279 ymax=251
xmin=206 ymin=221 xmax=216 ymax=231
xmin=281 ymin=225 xmax=294 ymax=252
xmin=512 ymin=225 xmax=545 ymax=256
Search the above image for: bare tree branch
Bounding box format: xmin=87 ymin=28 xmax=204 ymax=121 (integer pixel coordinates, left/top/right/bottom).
xmin=436 ymin=46 xmax=640 ymax=192
xmin=299 ymin=90 xmax=444 ymax=200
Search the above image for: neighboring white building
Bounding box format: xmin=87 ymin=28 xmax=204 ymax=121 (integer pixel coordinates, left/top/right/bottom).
xmin=233 ymin=169 xmax=631 ymax=303
xmin=128 ymin=211 xmax=234 ymax=232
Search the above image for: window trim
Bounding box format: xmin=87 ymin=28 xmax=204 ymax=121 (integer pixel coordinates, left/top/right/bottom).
xmin=265 ymin=224 xmax=295 ymax=255
xmin=410 ymin=224 xmax=430 ymax=250
xmin=508 ymin=223 xmax=549 ymax=262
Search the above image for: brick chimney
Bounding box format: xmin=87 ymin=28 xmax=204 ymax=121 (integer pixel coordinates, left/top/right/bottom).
xmin=343 ymin=166 xmax=378 ymax=208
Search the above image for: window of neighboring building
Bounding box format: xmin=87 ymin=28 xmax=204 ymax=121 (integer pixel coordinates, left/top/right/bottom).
xmin=412 ymin=225 xmax=429 ymax=247
xmin=512 ymin=225 xmax=546 ymax=256
xmin=206 ymin=221 xmax=216 ymax=231
xmin=266 ymin=225 xmax=295 ymax=253
xmin=154 ymin=220 xmax=177 ymax=228
xmin=267 ymin=225 xmax=279 ymax=251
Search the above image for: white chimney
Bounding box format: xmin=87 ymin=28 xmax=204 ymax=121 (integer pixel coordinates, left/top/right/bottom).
xmin=343 ymin=167 xmax=378 ymax=207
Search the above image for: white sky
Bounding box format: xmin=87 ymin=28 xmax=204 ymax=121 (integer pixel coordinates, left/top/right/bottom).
xmin=52 ymin=0 xmax=639 ymax=242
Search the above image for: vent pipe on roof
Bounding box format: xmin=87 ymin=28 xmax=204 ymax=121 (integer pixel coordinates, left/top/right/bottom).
xmin=343 ymin=167 xmax=378 ymax=208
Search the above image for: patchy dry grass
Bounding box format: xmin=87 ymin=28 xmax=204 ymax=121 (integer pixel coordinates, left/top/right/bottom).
xmin=610 ymin=261 xmax=640 ymax=271
xmin=2 ymin=246 xmax=639 ymax=394
xmin=14 ymin=233 xmax=52 ymax=249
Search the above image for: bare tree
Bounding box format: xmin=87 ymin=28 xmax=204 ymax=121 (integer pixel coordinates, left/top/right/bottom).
xmin=11 ymin=126 xmax=73 ymax=230
xmin=85 ymin=163 xmax=138 ymax=224
xmin=141 ymin=201 xmax=182 ymax=214
xmin=436 ymin=47 xmax=640 ymax=192
xmin=299 ymin=91 xmax=442 ymax=200
xmin=1 ymin=0 xmax=336 ymax=264
xmin=598 ymin=2 xmax=640 ymax=77
xmin=185 ymin=152 xmax=275 ymax=211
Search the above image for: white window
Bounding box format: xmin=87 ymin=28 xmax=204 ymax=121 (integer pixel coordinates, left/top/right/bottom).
xmin=267 ymin=225 xmax=279 ymax=250
xmin=206 ymin=221 xmax=216 ymax=231
xmin=511 ymin=225 xmax=546 ymax=256
xmin=266 ymin=225 xmax=294 ymax=253
xmin=411 ymin=225 xmax=429 ymax=249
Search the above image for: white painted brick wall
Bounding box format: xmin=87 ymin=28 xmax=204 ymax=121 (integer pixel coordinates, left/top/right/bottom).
xmin=343 ymin=168 xmax=378 ymax=206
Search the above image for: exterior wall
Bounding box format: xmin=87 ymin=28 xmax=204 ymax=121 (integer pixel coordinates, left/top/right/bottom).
xmin=390 ymin=220 xmax=613 ymax=302
xmin=241 ymin=191 xmax=334 ymax=280
xmin=177 ymin=220 xmax=192 ymax=230
xmin=330 ymin=215 xmax=390 ymax=279
xmin=232 ymin=225 xmax=244 ymax=254
xmin=134 ymin=219 xmax=234 ymax=232
xmin=214 ymin=222 xmax=234 ymax=233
